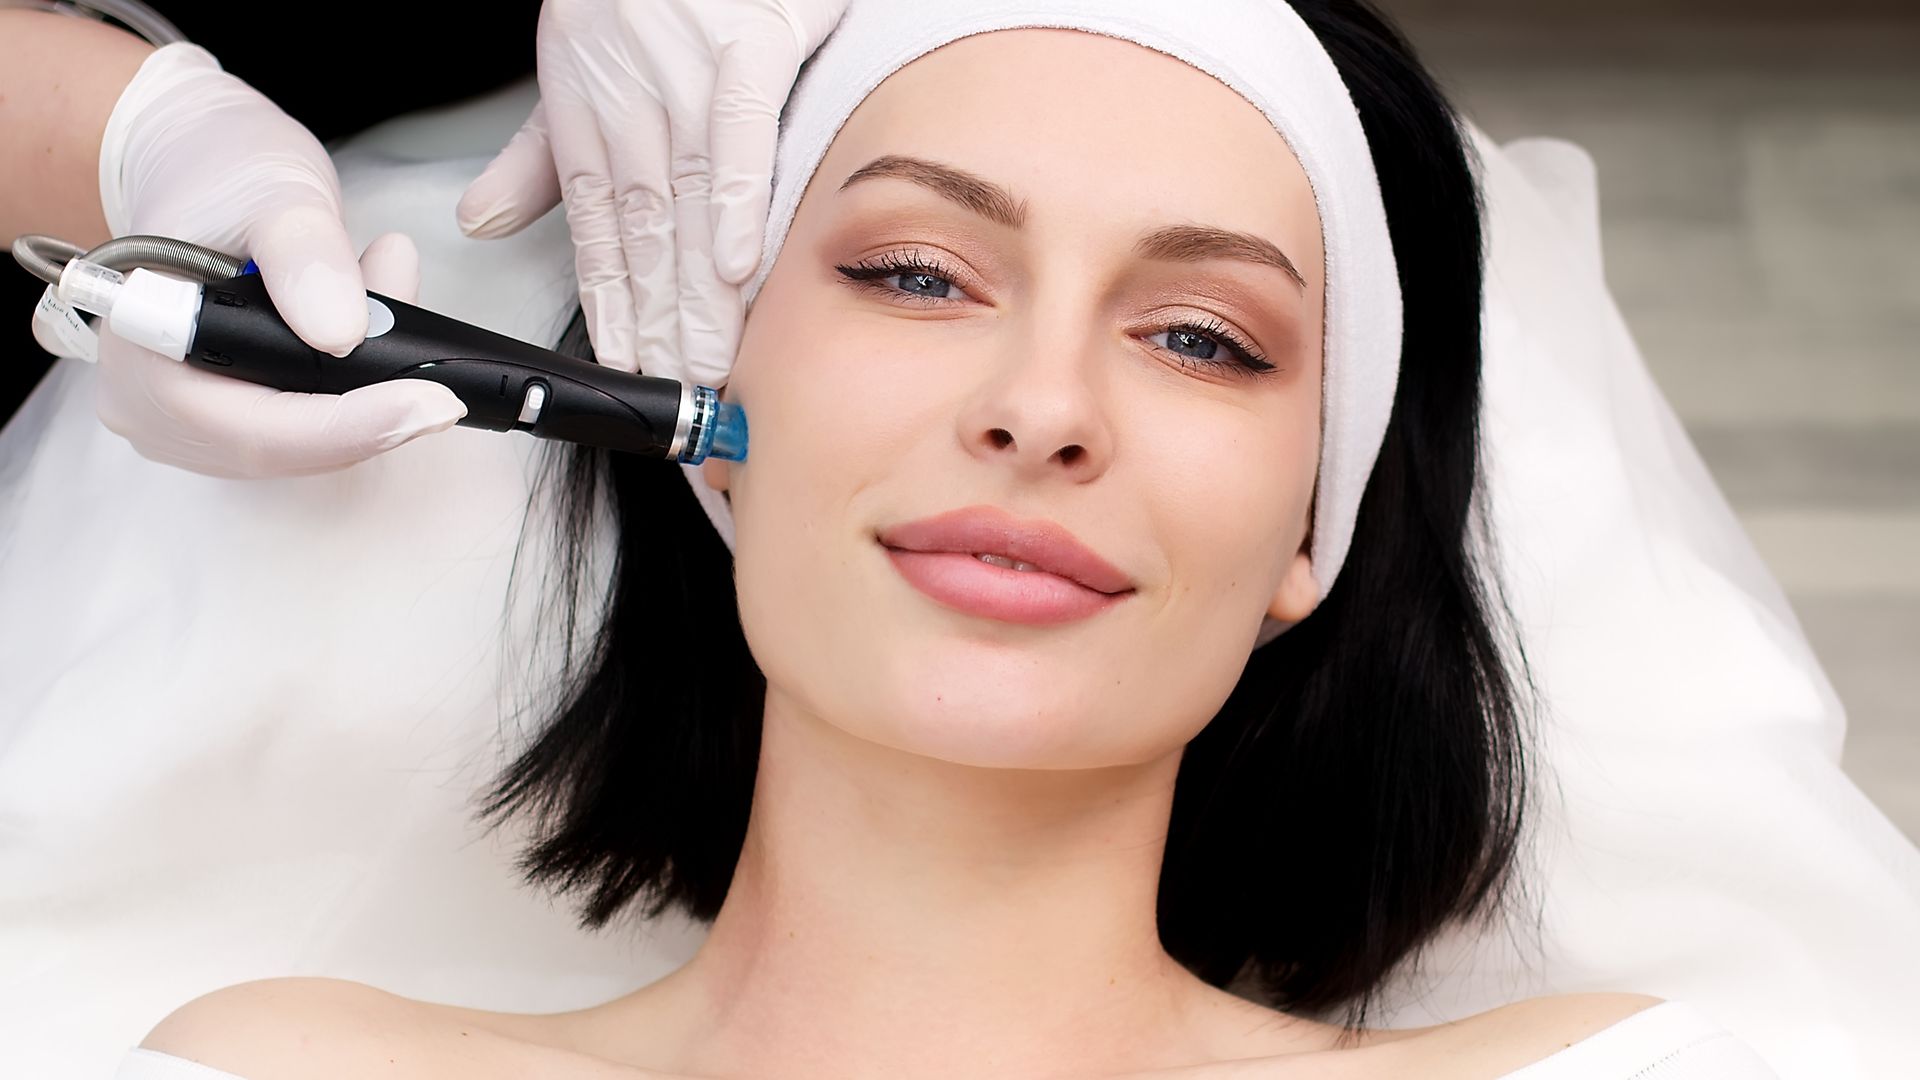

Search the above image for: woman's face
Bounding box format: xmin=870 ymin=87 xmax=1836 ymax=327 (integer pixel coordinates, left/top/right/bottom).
xmin=705 ymin=28 xmax=1325 ymax=769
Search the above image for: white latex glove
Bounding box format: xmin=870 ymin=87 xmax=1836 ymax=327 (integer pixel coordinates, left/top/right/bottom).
xmin=454 ymin=0 xmax=850 ymax=386
xmin=92 ymin=43 xmax=468 ymax=477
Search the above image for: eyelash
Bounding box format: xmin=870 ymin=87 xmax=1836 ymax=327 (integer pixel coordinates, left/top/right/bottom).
xmin=832 ymin=250 xmax=1278 ymax=377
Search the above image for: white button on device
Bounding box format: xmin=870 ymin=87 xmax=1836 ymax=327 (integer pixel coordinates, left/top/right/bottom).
xmin=517 ymin=381 xmax=548 ymax=425
xmin=364 ymin=297 xmax=396 ymax=339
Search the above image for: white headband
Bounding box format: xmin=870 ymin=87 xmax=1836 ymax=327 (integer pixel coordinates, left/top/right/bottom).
xmin=677 ymin=0 xmax=1403 ymax=644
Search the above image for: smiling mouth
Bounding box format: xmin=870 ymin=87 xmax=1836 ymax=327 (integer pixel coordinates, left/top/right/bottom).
xmin=880 ymin=543 xmax=1132 ymax=626
xmin=873 ymin=505 xmax=1135 ymax=626
xmin=875 ymin=507 xmax=1133 ymax=591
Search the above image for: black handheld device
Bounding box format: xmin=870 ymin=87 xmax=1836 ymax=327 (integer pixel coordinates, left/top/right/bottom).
xmin=185 ymin=272 xmax=745 ymax=464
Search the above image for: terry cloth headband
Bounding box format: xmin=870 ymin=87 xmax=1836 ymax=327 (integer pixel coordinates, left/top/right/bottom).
xmin=676 ymin=0 xmax=1403 ymax=645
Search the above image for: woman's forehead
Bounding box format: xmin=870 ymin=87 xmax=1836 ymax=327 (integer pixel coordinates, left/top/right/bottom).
xmin=815 ymin=27 xmax=1326 ymax=287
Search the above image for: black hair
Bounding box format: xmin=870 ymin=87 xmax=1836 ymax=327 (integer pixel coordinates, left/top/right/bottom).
xmin=483 ymin=0 xmax=1540 ymax=1036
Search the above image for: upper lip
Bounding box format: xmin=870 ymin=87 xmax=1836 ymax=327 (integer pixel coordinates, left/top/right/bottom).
xmin=877 ymin=505 xmax=1135 ymax=595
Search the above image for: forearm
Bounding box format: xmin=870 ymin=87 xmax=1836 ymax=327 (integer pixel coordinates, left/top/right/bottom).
xmin=0 ymin=9 xmax=153 ymax=247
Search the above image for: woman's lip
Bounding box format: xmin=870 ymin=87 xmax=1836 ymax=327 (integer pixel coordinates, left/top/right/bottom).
xmin=874 ymin=505 xmax=1135 ymax=595
xmin=882 ymin=545 xmax=1130 ymax=626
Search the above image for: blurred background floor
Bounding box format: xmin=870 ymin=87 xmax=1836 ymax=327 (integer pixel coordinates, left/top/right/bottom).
xmin=1387 ymin=4 xmax=1920 ymax=840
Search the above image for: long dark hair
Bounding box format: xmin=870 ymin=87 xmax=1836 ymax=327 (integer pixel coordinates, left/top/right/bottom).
xmin=483 ymin=0 xmax=1539 ymax=1035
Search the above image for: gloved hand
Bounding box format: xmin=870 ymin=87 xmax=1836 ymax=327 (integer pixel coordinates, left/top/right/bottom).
xmin=95 ymin=232 xmax=456 ymax=478
xmin=92 ymin=44 xmax=468 ymax=477
xmin=455 ymin=0 xmax=849 ymax=387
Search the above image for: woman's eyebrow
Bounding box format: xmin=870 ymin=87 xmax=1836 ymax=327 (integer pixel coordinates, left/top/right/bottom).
xmin=839 ymin=154 xmax=1307 ymax=292
xmin=1136 ymin=224 xmax=1306 ymax=292
xmin=840 ymin=154 xmax=1030 ymax=228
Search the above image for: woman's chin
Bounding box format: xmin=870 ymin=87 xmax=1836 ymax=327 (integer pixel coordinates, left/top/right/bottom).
xmin=837 ymin=654 xmax=1155 ymax=770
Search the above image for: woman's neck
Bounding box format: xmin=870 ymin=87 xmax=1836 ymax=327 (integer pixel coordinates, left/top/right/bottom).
xmin=603 ymin=687 xmax=1284 ymax=1078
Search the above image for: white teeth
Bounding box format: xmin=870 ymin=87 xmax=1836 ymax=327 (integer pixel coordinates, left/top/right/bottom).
xmin=975 ymin=553 xmax=1042 ymax=572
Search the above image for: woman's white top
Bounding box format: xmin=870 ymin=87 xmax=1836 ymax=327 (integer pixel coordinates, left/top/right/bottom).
xmin=110 ymin=1001 xmax=1779 ymax=1079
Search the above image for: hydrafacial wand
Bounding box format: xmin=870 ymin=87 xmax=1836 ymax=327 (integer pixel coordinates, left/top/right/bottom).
xmin=11 ymin=234 xmax=747 ymax=465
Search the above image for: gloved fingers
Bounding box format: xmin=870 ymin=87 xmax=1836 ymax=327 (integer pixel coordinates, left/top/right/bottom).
xmin=786 ymin=0 xmax=855 ymax=51
xmin=457 ymin=102 xmax=564 ymax=241
xmin=252 ymin=378 xmax=470 ymax=477
xmin=600 ymin=95 xmax=682 ymax=378
xmin=246 ymin=201 xmax=369 ymax=360
xmin=356 ymin=231 xmax=421 ymax=305
xmin=672 ymin=157 xmax=745 ymax=390
xmin=708 ymin=35 xmax=796 ymax=286
xmin=94 ymin=328 xmax=231 ymax=472
xmin=92 ymin=329 xmax=302 ymax=477
xmin=102 ymin=338 xmax=466 ymax=479
xmin=546 ymin=91 xmax=643 ymax=373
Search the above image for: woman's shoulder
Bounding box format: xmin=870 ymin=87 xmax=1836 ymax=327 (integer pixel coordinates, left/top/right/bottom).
xmin=132 ymin=976 xmax=629 ymax=1080
xmin=1105 ymin=992 xmax=1745 ymax=1079
xmin=1417 ymin=991 xmax=1670 ymax=1073
xmin=1381 ymin=992 xmax=1776 ymax=1079
xmin=1204 ymin=993 xmax=1669 ymax=1080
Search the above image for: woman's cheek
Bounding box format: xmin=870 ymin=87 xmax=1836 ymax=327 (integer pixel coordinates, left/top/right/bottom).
xmin=779 ymin=324 xmax=975 ymax=491
xmin=732 ymin=322 xmax=913 ymax=565
xmin=1162 ymin=426 xmax=1314 ymax=628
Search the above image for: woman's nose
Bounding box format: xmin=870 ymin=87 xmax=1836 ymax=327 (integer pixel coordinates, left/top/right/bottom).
xmin=953 ymin=312 xmax=1115 ymax=484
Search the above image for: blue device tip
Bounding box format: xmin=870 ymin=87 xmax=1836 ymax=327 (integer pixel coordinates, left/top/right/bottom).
xmin=708 ymin=401 xmax=748 ymax=462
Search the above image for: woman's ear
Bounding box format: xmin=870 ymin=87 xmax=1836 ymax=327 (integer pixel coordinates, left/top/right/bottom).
xmin=1266 ymin=544 xmax=1318 ymax=625
xmin=701 ymin=454 xmax=732 ymax=495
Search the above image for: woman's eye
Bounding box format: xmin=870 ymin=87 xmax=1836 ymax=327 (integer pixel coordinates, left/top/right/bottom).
xmin=1146 ymin=320 xmax=1277 ymax=376
xmin=834 ymin=253 xmax=972 ymax=304
xmin=1152 ymin=327 xmax=1225 ymax=361
xmin=892 ymin=270 xmax=955 ymax=298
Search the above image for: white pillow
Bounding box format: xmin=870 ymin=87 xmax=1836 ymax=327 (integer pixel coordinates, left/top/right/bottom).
xmin=0 ymin=80 xmax=1912 ymax=1080
xmin=1365 ymin=127 xmax=1920 ymax=1079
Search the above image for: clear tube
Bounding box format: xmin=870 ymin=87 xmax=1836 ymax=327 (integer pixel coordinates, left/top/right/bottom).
xmin=56 ymin=258 xmax=124 ymax=317
xmin=49 ymin=257 xmax=203 ymax=361
xmin=0 ymin=0 xmax=187 ymax=46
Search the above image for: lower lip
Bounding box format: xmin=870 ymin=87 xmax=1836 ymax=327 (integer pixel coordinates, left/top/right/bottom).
xmin=883 ymin=545 xmax=1128 ymax=626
